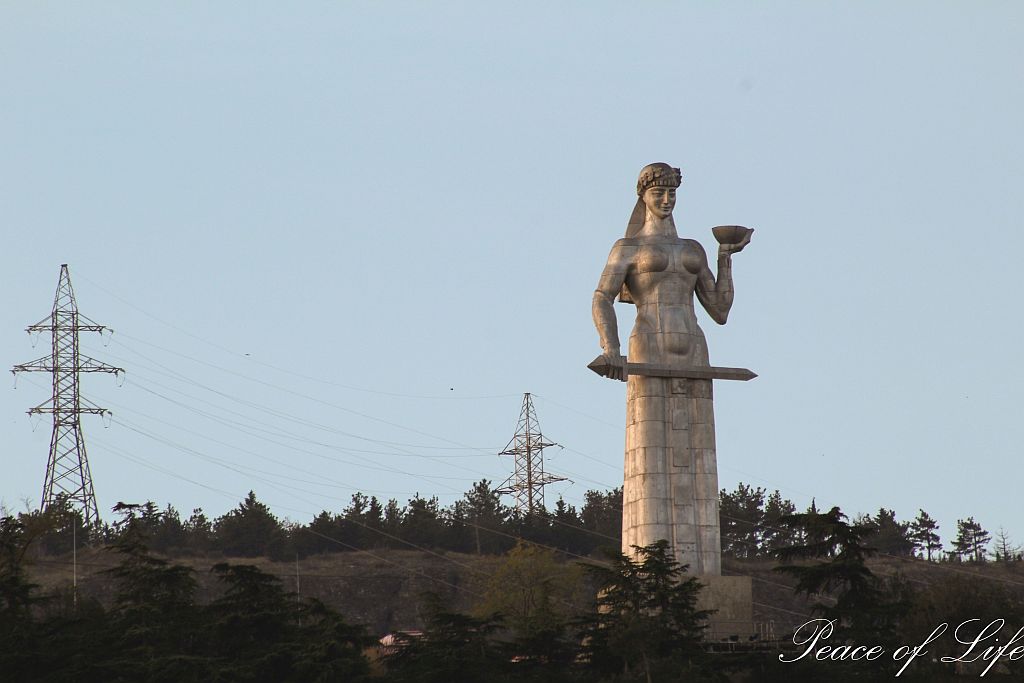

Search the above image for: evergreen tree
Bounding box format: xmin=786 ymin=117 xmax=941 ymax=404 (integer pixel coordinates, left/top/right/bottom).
xmin=908 ymin=509 xmax=941 ymax=561
xmin=760 ymin=490 xmax=797 ymax=556
xmin=458 ymin=479 xmax=510 ymax=555
xmin=385 ymin=593 xmax=510 ymax=683
xmin=203 ymin=563 xmax=370 ymax=682
xmin=100 ymin=503 xmax=209 ymax=681
xmin=24 ymin=495 xmax=91 ymax=556
xmin=719 ymin=483 xmax=765 ymax=558
xmin=149 ymin=504 xmax=188 ymax=554
xmin=579 ymin=487 xmax=623 ymax=554
xmin=952 ymin=517 xmax=991 ymax=563
xmin=550 ymin=496 xmax=588 ymax=555
xmin=774 ymin=506 xmax=911 ymax=649
xmin=302 ymin=510 xmax=344 ymax=556
xmin=401 ymin=494 xmax=444 ymax=548
xmin=0 ymin=516 xmax=40 ymax=622
xmin=869 ymin=508 xmax=914 ymax=556
xmin=365 ymin=496 xmax=385 ymax=540
xmin=343 ymin=492 xmax=377 ymax=549
xmin=382 ymin=498 xmax=403 ymax=543
xmin=577 ymin=540 xmax=712 ymax=682
xmin=183 ymin=507 xmax=215 ymax=554
xmin=215 ymin=491 xmax=284 ymax=557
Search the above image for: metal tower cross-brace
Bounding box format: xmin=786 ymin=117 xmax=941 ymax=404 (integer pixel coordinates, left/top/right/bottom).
xmin=12 ymin=265 xmax=122 ymax=526
xmin=496 ymin=393 xmax=566 ymax=516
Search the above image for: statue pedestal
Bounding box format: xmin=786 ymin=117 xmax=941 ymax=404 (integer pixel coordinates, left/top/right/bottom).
xmin=697 ymin=575 xmax=754 ymax=641
xmin=596 ymin=357 xmax=755 ymax=577
xmin=622 ymin=376 xmax=723 ymax=574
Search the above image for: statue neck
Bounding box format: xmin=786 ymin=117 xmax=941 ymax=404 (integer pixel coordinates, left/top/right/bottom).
xmin=639 ymin=213 xmax=678 ymax=237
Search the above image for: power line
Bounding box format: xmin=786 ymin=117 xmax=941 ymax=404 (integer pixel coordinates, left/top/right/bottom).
xmin=87 ymin=325 xmax=606 ymax=498
xmin=87 ymin=338 xmax=498 ymax=452
xmin=75 ymin=270 xmax=518 ymax=401
xmin=108 ymin=330 xmax=503 ymax=449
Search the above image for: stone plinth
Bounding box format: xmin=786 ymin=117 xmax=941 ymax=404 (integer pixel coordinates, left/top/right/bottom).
xmin=622 ymin=375 xmax=720 ymax=575
xmin=697 ymin=575 xmax=754 ymax=640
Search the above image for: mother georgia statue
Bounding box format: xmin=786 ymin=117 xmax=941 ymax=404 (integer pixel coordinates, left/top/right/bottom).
xmin=591 ymin=162 xmax=752 ymax=575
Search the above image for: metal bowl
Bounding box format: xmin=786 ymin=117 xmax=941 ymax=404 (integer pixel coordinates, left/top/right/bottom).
xmin=712 ymin=225 xmax=753 ymax=245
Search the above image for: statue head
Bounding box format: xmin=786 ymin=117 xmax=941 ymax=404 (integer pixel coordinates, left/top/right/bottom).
xmin=635 ymin=163 xmax=682 ymax=196
xmin=625 ymin=162 xmax=682 ymax=239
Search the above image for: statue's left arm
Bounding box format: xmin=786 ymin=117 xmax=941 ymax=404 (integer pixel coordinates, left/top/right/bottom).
xmin=695 ymin=244 xmax=740 ymax=325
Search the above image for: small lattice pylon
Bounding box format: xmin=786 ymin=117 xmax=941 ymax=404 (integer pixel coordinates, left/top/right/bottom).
xmin=12 ymin=265 xmax=122 ymax=526
xmin=495 ymin=393 xmax=566 ymax=516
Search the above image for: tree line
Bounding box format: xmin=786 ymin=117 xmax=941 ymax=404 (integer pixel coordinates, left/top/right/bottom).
xmin=10 ymin=482 xmax=622 ymax=562
xmin=10 ymin=481 xmax=1014 ymax=566
xmin=719 ymin=482 xmax=1012 ymax=564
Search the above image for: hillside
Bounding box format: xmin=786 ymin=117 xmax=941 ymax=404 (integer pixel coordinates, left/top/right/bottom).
xmin=28 ymin=546 xmax=1024 ymax=638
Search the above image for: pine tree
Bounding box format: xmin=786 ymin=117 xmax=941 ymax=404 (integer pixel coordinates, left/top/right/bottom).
xmin=204 ymin=563 xmax=370 ymax=681
xmin=382 ymin=498 xmax=403 ymax=544
xmin=719 ymin=482 xmax=765 ymax=558
xmin=385 ymin=593 xmax=510 ymax=683
xmin=577 ymin=540 xmax=712 ymax=681
xmin=761 ymin=490 xmax=797 ymax=556
xmin=28 ymin=494 xmax=91 ymax=556
xmin=183 ymin=507 xmax=215 ymax=553
xmin=215 ymin=491 xmax=284 ymax=557
xmin=0 ymin=517 xmax=40 ymax=622
xmin=343 ymin=492 xmax=374 ymax=548
xmin=953 ymin=517 xmax=991 ymax=563
xmin=401 ymin=494 xmax=444 ymax=548
xmin=909 ymin=509 xmax=941 ymax=561
xmin=457 ymin=479 xmax=509 ymax=555
xmin=365 ymin=496 xmax=384 ymax=529
xmin=580 ymin=487 xmax=623 ymax=549
xmin=101 ymin=503 xmax=208 ymax=680
xmin=303 ymin=510 xmax=343 ymax=555
xmin=774 ymin=506 xmax=911 ymax=648
xmin=870 ymin=508 xmax=915 ymax=556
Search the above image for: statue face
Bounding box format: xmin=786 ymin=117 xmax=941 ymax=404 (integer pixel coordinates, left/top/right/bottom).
xmin=643 ymin=187 xmax=676 ymax=219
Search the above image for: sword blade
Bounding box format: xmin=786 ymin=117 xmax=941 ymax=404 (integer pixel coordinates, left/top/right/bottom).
xmin=587 ymin=355 xmax=757 ymax=382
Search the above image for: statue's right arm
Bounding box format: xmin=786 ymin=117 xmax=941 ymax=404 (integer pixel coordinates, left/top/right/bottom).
xmin=592 ymin=241 xmax=631 ymax=359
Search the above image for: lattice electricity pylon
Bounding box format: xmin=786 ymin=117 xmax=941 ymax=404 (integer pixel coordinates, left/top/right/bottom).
xmin=12 ymin=265 xmax=122 ymax=526
xmin=495 ymin=393 xmax=566 ymax=516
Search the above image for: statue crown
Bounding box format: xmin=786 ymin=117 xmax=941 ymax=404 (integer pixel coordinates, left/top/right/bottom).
xmin=636 ymin=163 xmax=682 ymax=195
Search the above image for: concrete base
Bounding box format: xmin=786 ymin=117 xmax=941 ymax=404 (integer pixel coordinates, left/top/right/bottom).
xmin=696 ymin=575 xmax=753 ymax=641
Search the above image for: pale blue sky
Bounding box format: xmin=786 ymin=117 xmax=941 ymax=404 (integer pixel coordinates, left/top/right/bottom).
xmin=3 ymin=3 xmax=1022 ymax=550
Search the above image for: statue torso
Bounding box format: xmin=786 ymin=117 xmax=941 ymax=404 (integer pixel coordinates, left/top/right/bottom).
xmin=619 ymin=236 xmax=710 ymax=366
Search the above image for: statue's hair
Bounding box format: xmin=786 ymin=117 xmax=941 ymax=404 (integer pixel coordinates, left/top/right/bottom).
xmin=635 ymin=163 xmax=682 ymax=196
